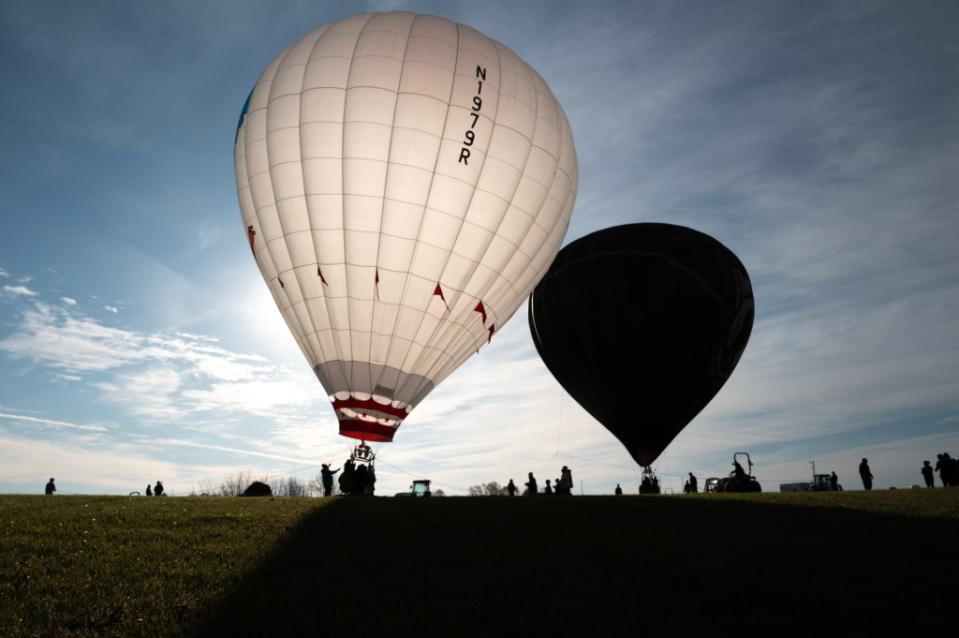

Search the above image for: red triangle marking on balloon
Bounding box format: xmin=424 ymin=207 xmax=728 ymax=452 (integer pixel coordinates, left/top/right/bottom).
xmin=473 ymin=301 xmax=487 ymax=325
xmin=278 ymin=277 xmax=285 ymax=289
xmin=247 ymin=226 xmax=256 ymax=256
xmin=317 ymin=266 xmax=328 ymax=285
xmin=433 ymin=283 xmax=449 ymax=309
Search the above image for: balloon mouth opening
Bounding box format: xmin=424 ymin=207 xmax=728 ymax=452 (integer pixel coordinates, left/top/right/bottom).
xmin=338 ymin=419 xmax=397 ymax=443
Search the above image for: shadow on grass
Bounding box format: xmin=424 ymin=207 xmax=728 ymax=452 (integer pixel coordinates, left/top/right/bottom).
xmin=191 ymin=495 xmax=958 ymax=637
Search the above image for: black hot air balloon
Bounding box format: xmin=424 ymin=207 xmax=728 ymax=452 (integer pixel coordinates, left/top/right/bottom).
xmin=528 ymin=223 xmax=754 ymax=467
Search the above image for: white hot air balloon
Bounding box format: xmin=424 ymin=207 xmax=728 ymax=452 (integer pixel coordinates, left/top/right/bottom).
xmin=235 ymin=12 xmax=577 ymax=442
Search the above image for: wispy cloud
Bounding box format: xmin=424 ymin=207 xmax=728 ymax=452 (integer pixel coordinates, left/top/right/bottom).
xmin=2 ymin=284 xmax=37 ymax=297
xmin=60 ymin=297 xmax=77 ymax=306
xmin=0 ymin=301 xmax=325 ymax=426
xmin=0 ymin=267 xmax=9 ymax=278
xmin=0 ymin=411 xmax=107 ymax=432
xmin=103 ymin=305 xmax=118 ymax=313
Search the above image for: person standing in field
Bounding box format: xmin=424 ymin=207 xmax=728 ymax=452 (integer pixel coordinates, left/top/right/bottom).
xmin=320 ymin=463 xmax=340 ymax=497
xmin=544 ymin=479 xmax=553 ymax=495
xmin=45 ymin=478 xmax=56 ymax=495
xmin=560 ymin=466 xmax=573 ymax=495
xmin=615 ymin=484 xmax=623 ymax=495
xmin=936 ymin=453 xmax=957 ymax=486
xmin=146 ymin=484 xmax=153 ymax=496
xmin=934 ymin=454 xmax=949 ymax=487
xmin=921 ymin=461 xmax=935 ymax=488
xmin=506 ymin=479 xmax=517 ymax=496
xmin=830 ymin=471 xmax=839 ymax=491
xmin=859 ymin=459 xmax=873 ymax=491
xmin=354 ymin=464 xmax=369 ymax=495
xmin=154 ymin=481 xmax=164 ymax=496
xmin=525 ymin=472 xmax=538 ymax=495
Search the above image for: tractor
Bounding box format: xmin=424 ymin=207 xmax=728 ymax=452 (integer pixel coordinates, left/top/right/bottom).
xmin=712 ymin=452 xmax=762 ymax=493
xmin=395 ymin=479 xmax=432 ymax=497
xmin=410 ymin=479 xmax=432 ymax=497
xmin=807 ymin=462 xmax=842 ymax=491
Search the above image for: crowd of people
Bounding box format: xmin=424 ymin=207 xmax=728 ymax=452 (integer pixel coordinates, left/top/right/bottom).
xmin=505 ymin=466 xmax=575 ymax=496
xmin=40 ymin=450 xmax=958 ymax=497
xmin=335 ymin=460 xmax=376 ymax=496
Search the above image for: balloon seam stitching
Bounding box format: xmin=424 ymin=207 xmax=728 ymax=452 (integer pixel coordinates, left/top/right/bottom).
xmin=246 ymin=53 xmax=320 ymax=375
xmin=295 ymin=24 xmax=342 ymax=390
xmin=262 ymin=32 xmax=327 ymax=377
xmin=367 ymin=19 xmax=463 ymax=402
xmin=365 ymin=13 xmax=419 ymax=404
xmin=505 ymin=104 xmax=579 ymax=309
xmin=338 ymin=14 xmax=379 ymax=396
xmin=401 ymin=37 xmax=521 ymax=399
xmin=394 ymin=23 xmax=503 ymax=396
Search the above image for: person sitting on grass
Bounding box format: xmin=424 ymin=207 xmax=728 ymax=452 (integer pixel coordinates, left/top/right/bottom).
xmin=154 ymin=481 xmax=164 ymax=496
xmin=615 ymin=484 xmax=623 ymax=495
xmin=146 ymin=484 xmax=153 ymax=496
xmin=45 ymin=477 xmax=56 ymax=495
xmin=506 ymin=479 xmax=517 ymax=496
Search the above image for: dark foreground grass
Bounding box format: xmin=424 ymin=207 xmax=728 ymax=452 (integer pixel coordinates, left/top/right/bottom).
xmin=1 ymin=491 xmax=957 ymax=637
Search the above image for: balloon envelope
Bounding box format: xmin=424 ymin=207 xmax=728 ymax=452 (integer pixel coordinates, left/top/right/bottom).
xmin=528 ymin=223 xmax=753 ymax=466
xmin=235 ymin=12 xmax=578 ymax=441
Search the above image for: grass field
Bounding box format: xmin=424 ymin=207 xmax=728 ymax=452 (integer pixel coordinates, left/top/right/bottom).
xmin=1 ymin=491 xmax=956 ymax=637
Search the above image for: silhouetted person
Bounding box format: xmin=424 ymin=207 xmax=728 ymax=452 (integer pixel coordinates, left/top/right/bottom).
xmin=355 ymin=464 xmax=369 ymax=495
xmin=615 ymin=484 xmax=623 ymax=496
xmin=732 ymin=460 xmax=746 ymax=484
xmin=320 ymin=463 xmax=340 ymax=497
xmin=935 ymin=454 xmax=949 ymax=487
xmin=946 ymin=453 xmax=958 ymax=486
xmin=544 ymin=479 xmax=553 ymax=495
xmin=687 ymin=473 xmax=698 ymax=493
xmin=339 ymin=460 xmax=355 ymax=494
xmin=525 ymin=472 xmax=538 ymax=496
xmin=830 ymin=471 xmax=838 ymax=491
xmin=154 ymin=481 xmax=164 ymax=496
xmin=146 ymin=484 xmax=153 ymax=496
xmin=560 ymin=466 xmax=573 ymax=495
xmin=937 ymin=453 xmax=957 ymax=487
xmin=45 ymin=478 xmax=56 ymax=495
xmin=506 ymin=479 xmax=517 ymax=496
xmin=921 ymin=461 xmax=934 ymax=488
xmin=367 ymin=465 xmax=376 ymax=496
xmin=859 ymin=459 xmax=873 ymax=491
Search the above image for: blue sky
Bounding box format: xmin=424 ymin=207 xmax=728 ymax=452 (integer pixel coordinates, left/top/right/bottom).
xmin=1 ymin=0 xmax=957 ymax=495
